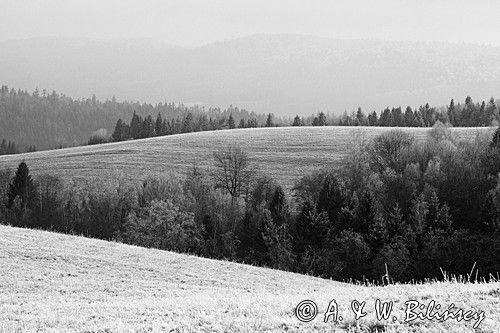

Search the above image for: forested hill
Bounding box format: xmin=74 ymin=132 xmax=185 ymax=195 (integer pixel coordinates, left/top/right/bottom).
xmin=2 ymin=36 xmax=500 ymax=116
xmin=0 ymin=86 xmax=267 ymax=150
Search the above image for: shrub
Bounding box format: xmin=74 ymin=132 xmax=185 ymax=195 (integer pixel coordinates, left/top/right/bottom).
xmin=123 ymin=199 xmax=201 ymax=253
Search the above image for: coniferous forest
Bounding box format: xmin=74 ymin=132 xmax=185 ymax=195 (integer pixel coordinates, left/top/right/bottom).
xmin=0 ymin=85 xmax=270 ymax=151
xmin=1 ymin=125 xmax=500 ymax=283
xmin=1 ymin=85 xmax=498 ymax=151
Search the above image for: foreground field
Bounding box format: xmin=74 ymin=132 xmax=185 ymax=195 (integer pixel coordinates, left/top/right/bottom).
xmin=0 ymin=126 xmax=494 ymax=189
xmin=0 ymin=225 xmax=498 ymax=332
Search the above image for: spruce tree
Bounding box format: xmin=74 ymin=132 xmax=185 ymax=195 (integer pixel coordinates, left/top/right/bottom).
xmin=7 ymin=161 xmax=36 ymax=210
xmin=490 ymin=126 xmax=500 ymax=149
xmin=182 ymin=113 xmax=194 ymax=133
xmin=111 ymin=118 xmax=123 ymax=142
xmin=129 ymin=112 xmax=142 ymax=139
xmin=269 ymin=186 xmax=288 ymax=226
xmin=238 ymin=118 xmax=246 ymax=128
xmin=316 ymin=174 xmax=347 ymax=227
xmin=265 ymin=113 xmax=274 ymax=127
xmin=155 ymin=113 xmax=163 ymax=136
xmin=354 ymin=192 xmax=377 ymax=235
xmin=228 ymin=114 xmax=235 ymax=129
xmin=292 ymin=115 xmax=302 ymax=126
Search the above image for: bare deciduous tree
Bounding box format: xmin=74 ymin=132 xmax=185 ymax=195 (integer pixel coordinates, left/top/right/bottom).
xmin=212 ymin=145 xmax=254 ymax=202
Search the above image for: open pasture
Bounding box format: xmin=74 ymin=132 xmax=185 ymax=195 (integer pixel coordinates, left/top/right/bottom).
xmin=0 ymin=126 xmax=493 ymax=189
xmin=1 ymin=225 xmax=499 ymax=332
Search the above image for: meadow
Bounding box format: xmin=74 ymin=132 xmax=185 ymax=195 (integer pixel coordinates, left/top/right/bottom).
xmin=0 ymin=126 xmax=493 ymax=190
xmin=1 ymin=224 xmax=499 ymax=332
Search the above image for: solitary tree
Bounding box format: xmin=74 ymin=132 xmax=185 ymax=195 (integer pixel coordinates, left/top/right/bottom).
xmin=7 ymin=161 xmax=36 ymax=210
xmin=213 ymin=146 xmax=254 ymax=203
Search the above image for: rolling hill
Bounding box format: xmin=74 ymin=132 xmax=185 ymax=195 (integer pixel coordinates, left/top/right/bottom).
xmin=0 ymin=126 xmax=494 ymax=190
xmin=0 ymin=224 xmax=498 ymax=332
xmin=1 ymin=35 xmax=500 ymax=116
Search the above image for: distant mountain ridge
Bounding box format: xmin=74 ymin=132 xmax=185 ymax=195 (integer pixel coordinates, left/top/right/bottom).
xmin=1 ymin=34 xmax=499 ymax=116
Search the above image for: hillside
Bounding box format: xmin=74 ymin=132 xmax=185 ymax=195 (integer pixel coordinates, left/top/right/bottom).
xmin=1 ymin=35 xmax=500 ymax=117
xmin=0 ymin=225 xmax=498 ymax=332
xmin=0 ymin=126 xmax=494 ymax=190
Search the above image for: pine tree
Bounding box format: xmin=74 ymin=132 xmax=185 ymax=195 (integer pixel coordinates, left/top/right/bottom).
xmin=238 ymin=118 xmax=246 ymax=128
xmin=318 ymin=112 xmax=327 ymax=126
xmin=111 ymin=119 xmax=124 ymax=142
xmin=269 ymin=186 xmax=288 ymax=226
xmin=292 ymin=115 xmax=302 ymax=126
xmin=386 ymin=203 xmax=405 ymax=238
xmin=182 ymin=113 xmax=194 ymax=133
xmin=356 ymin=107 xmax=365 ymax=126
xmin=368 ymin=111 xmax=378 ymax=126
xmin=155 ymin=113 xmax=163 ymax=136
xmin=480 ymin=191 xmax=500 ymax=232
xmin=447 ymin=99 xmax=455 ymax=126
xmin=261 ymin=209 xmax=295 ymax=270
xmin=404 ymin=106 xmax=414 ymax=127
xmin=316 ymin=174 xmax=347 ymax=227
xmin=265 ymin=113 xmax=274 ymax=127
xmin=141 ymin=115 xmax=155 ymax=138
xmin=7 ymin=161 xmax=36 ymax=210
xmin=379 ymin=108 xmax=392 ymax=126
xmin=354 ymin=192 xmax=377 ymax=235
xmin=228 ymin=114 xmax=235 ymax=129
xmin=130 ymin=112 xmax=142 ymax=139
xmin=491 ymin=126 xmax=500 ymax=149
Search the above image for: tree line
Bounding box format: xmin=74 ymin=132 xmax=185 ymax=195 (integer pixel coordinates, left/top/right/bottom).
xmin=107 ymin=112 xmax=279 ymax=143
xmin=293 ymin=97 xmax=499 ymax=127
xmin=1 ymin=124 xmax=500 ymax=283
xmin=0 ymin=85 xmax=276 ymax=150
xmin=105 ymin=96 xmax=499 ymax=145
xmin=0 ymin=139 xmax=35 ymax=155
xmin=1 ymin=84 xmax=497 ymax=149
xmin=0 ymin=139 xmax=19 ymax=155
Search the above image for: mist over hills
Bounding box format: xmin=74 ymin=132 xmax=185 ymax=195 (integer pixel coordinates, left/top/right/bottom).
xmin=1 ymin=34 xmax=499 ymax=116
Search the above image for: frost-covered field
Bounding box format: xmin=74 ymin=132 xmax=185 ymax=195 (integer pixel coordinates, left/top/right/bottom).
xmin=0 ymin=225 xmax=498 ymax=332
xmin=0 ymin=126 xmax=493 ymax=189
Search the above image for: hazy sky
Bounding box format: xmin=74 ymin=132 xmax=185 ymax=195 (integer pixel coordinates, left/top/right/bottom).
xmin=1 ymin=0 xmax=500 ymax=46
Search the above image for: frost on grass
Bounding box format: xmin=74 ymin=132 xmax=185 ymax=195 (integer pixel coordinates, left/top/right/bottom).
xmin=0 ymin=225 xmax=498 ymax=332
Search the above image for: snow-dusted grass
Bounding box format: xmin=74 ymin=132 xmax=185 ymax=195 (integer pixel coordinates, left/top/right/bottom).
xmin=0 ymin=126 xmax=493 ymax=189
xmin=0 ymin=225 xmax=498 ymax=332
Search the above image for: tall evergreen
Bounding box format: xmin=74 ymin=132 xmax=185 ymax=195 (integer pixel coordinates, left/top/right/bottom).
xmin=292 ymin=115 xmax=302 ymax=126
xmin=265 ymin=113 xmax=274 ymax=127
xmin=155 ymin=113 xmax=164 ymax=136
xmin=316 ymin=174 xmax=347 ymax=228
xmin=269 ymin=186 xmax=288 ymax=226
xmin=228 ymin=114 xmax=235 ymax=129
xmin=130 ymin=112 xmax=142 ymax=139
xmin=111 ymin=119 xmax=124 ymax=142
xmin=7 ymin=161 xmax=36 ymax=210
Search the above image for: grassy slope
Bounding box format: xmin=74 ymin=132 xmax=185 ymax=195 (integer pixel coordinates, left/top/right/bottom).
xmin=0 ymin=225 xmax=499 ymax=332
xmin=0 ymin=126 xmax=494 ymax=189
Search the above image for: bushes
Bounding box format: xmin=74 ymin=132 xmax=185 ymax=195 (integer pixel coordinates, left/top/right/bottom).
xmin=123 ymin=200 xmax=201 ymax=252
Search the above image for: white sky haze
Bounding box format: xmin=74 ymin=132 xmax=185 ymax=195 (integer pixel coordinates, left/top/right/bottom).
xmin=1 ymin=0 xmax=500 ymax=46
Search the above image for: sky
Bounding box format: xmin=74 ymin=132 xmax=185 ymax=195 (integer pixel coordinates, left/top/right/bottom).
xmin=1 ymin=0 xmax=500 ymax=46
